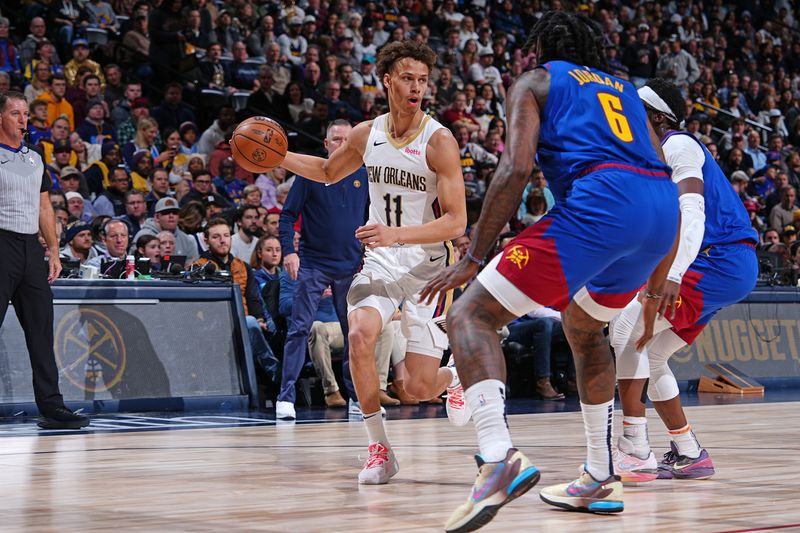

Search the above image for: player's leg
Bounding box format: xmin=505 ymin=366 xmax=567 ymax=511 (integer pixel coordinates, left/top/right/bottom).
xmin=444 ymin=266 xmax=542 ymax=533
xmin=609 ymin=297 xmax=674 ymax=483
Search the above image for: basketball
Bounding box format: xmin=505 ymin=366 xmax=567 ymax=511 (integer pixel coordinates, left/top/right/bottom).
xmin=230 ymin=116 xmax=288 ymax=173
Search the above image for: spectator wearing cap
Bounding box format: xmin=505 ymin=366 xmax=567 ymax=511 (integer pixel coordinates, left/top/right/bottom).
xmin=214 ymin=9 xmax=241 ymax=54
xmin=60 ymin=222 xmax=97 ymax=263
xmin=110 ymin=81 xmax=143 ymax=128
xmin=335 ymin=35 xmax=359 ymax=71
xmin=40 ymin=73 xmax=74 ymax=129
xmin=56 ymin=165 xmax=82 ymax=195
xmin=72 ymin=73 xmax=103 ymax=125
xmin=151 ymin=82 xmax=197 ymax=133
xmin=352 ymin=55 xmax=384 ymax=97
xmin=782 ymin=225 xmax=798 ymax=248
xmin=656 ymin=34 xmax=700 ymax=89
xmin=468 ymin=47 xmax=505 ymax=100
xmin=769 ymin=185 xmax=798 ymax=231
xmin=730 ymin=170 xmax=751 ymax=201
xmin=743 ymin=199 xmax=766 ymax=235
xmin=84 ymin=142 xmax=121 ymax=197
xmin=278 ymin=16 xmax=307 ymax=66
xmin=63 ymin=39 xmax=104 ymax=88
xmin=765 ymin=108 xmax=789 ymax=141
xmin=94 ymin=166 xmax=130 ymax=217
xmin=134 ymin=197 xmax=199 ymax=262
xmin=65 ymin=191 xmax=95 ymax=222
xmin=75 ymin=98 xmax=116 ymax=145
xmin=51 ymin=138 xmax=77 ymax=177
xmin=129 ymin=149 xmax=154 ymax=193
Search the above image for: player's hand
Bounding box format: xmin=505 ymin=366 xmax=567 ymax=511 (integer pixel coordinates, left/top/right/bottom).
xmin=419 ymin=257 xmax=479 ymax=306
xmin=321 ymin=287 xmax=333 ymax=299
xmin=48 ymin=254 xmax=62 ymax=284
xmin=659 ymin=280 xmax=681 ymax=320
xmin=635 ymin=296 xmax=658 ymax=352
xmin=355 ymin=224 xmax=398 ymax=248
xmin=284 ymin=252 xmax=300 ymax=280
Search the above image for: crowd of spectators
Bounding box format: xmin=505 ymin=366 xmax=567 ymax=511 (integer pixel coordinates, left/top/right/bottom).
xmin=3 ymin=0 xmax=800 ymax=401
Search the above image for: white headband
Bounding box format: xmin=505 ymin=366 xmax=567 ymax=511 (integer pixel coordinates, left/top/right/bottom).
xmin=638 ymin=85 xmax=678 ymax=124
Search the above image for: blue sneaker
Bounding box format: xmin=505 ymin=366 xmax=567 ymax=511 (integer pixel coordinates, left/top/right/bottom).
xmin=445 ymin=448 xmax=540 ymax=533
xmin=658 ymin=442 xmax=715 ymax=479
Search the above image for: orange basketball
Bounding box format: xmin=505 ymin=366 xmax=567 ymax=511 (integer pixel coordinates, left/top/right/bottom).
xmin=230 ymin=116 xmax=288 ymax=173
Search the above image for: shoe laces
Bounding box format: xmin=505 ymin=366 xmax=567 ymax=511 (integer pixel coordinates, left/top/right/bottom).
xmin=447 ymin=385 xmax=464 ymax=408
xmin=661 ymin=450 xmax=678 ymax=465
xmin=365 ymin=443 xmax=389 ymax=469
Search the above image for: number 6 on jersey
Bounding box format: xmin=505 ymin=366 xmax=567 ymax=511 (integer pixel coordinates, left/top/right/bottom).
xmin=597 ymin=93 xmax=633 ymax=143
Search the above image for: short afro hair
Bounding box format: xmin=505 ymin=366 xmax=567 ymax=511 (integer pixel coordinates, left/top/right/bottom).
xmin=644 ymin=78 xmax=686 ymax=126
xmin=376 ymin=41 xmax=437 ymax=78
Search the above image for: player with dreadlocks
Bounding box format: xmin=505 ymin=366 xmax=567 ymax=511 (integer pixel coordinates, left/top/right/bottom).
xmin=420 ymin=11 xmax=680 ymax=530
xmin=609 ymin=78 xmax=757 ymax=483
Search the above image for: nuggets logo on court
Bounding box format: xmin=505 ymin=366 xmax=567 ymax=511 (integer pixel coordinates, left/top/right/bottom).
xmin=504 ymin=245 xmax=530 ymax=270
xmin=252 ymin=149 xmax=266 ymax=162
xmin=54 ymin=309 xmax=127 ymax=393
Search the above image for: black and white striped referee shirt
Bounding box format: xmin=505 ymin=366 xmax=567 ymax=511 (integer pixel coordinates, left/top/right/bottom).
xmin=0 ymin=143 xmax=51 ymax=235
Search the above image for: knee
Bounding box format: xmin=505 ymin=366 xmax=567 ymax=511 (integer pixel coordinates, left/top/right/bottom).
xmin=646 ymin=350 xmax=679 ymax=402
xmin=348 ymin=327 xmax=377 ymax=359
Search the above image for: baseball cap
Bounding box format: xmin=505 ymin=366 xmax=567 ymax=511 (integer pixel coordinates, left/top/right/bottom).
xmin=101 ymin=142 xmax=119 ymax=157
xmin=730 ymin=170 xmax=749 ymax=183
xmin=637 ymin=23 xmax=650 ymax=31
xmin=53 ymin=139 xmax=71 ymax=153
xmin=65 ymin=191 xmax=83 ymax=202
xmin=769 ymin=109 xmax=783 ymax=118
xmin=668 ymin=34 xmax=678 ymax=43
xmin=86 ymin=98 xmax=104 ymax=110
xmin=766 ymin=151 xmax=782 ymax=161
xmin=72 ymin=38 xmax=89 ymax=48
xmin=179 ymin=121 xmax=198 ymax=136
xmin=743 ymin=199 xmax=759 ymax=213
xmin=479 ymin=46 xmax=494 ymax=56
xmin=303 ymin=15 xmax=316 ymax=24
xmin=782 ymin=225 xmax=797 ymax=237
xmin=288 ymin=16 xmax=302 ymax=26
xmin=155 ymin=197 xmax=180 ymax=213
xmin=60 ymin=166 xmax=82 ymax=179
xmin=203 ymin=195 xmax=223 ymax=207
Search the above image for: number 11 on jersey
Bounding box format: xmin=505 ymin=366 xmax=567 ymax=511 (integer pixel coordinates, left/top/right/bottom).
xmin=383 ymin=194 xmax=403 ymax=226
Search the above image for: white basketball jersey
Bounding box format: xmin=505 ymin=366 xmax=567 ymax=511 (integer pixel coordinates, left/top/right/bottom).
xmin=363 ymin=113 xmax=445 ymax=251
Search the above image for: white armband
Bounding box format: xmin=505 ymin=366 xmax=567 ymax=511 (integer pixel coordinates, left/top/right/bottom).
xmin=668 ymin=192 xmax=705 ymax=284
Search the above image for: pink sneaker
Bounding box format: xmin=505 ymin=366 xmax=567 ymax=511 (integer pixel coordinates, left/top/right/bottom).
xmin=613 ymin=436 xmax=658 ymax=485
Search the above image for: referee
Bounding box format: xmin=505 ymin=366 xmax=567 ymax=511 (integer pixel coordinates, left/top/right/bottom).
xmin=0 ymin=92 xmax=89 ymax=429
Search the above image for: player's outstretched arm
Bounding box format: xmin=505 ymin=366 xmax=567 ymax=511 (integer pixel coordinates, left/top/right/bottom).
xmin=281 ymin=122 xmax=370 ymax=184
xmin=361 ymin=128 xmax=467 ymax=247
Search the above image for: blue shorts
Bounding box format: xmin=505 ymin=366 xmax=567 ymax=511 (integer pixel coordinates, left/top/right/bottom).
xmin=669 ymin=241 xmax=758 ymax=343
xmin=495 ymin=165 xmax=679 ymax=320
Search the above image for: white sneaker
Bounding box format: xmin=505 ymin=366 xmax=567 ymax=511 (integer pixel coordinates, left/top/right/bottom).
xmin=613 ymin=436 xmax=658 ymax=484
xmin=358 ymin=442 xmax=399 ymax=485
xmin=348 ymin=399 xmax=386 ymax=420
xmin=445 ymin=355 xmax=471 ymax=426
xmin=275 ymin=401 xmax=296 ymax=420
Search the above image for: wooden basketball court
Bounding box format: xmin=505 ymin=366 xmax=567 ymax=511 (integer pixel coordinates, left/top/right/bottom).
xmin=2 ymin=401 xmax=797 ymax=532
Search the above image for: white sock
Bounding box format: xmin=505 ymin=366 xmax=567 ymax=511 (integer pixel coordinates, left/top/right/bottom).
xmin=465 ymin=379 xmax=512 ymax=462
xmin=669 ymin=423 xmax=701 ymax=459
xmin=581 ymin=400 xmax=614 ymax=480
xmin=622 ymin=416 xmax=651 ymax=459
xmin=364 ymin=411 xmax=389 ymax=446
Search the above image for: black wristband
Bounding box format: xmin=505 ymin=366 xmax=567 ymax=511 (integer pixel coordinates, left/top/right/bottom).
xmin=465 ymin=250 xmax=485 ymax=267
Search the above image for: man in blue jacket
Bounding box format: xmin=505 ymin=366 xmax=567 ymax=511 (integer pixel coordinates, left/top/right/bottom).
xmin=275 ymin=119 xmax=369 ymax=419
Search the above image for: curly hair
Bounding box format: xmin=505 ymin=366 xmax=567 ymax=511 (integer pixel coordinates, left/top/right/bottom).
xmin=523 ymin=11 xmax=609 ymax=73
xmin=376 ymin=40 xmax=437 ymax=78
xmin=644 ymin=78 xmax=687 ymax=127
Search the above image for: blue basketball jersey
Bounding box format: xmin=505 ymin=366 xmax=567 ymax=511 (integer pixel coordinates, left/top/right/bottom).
xmin=663 ymin=131 xmax=758 ymax=249
xmin=536 ymin=60 xmax=670 ymax=201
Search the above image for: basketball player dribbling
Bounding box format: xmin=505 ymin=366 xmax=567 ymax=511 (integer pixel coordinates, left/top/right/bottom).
xmin=278 ymin=40 xmax=468 ymax=485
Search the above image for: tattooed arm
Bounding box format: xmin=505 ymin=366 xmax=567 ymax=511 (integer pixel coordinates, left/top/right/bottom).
xmin=420 ymin=68 xmax=550 ymax=303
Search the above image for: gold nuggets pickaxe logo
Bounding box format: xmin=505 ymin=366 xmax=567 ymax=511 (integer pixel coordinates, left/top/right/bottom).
xmin=504 ymin=245 xmax=530 ymax=270
xmin=55 ymin=309 xmax=127 ymax=392
xmin=675 ymin=296 xmax=683 ymax=308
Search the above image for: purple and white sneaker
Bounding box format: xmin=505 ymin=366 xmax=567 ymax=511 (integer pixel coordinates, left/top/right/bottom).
xmin=658 ymin=442 xmax=715 ymax=480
